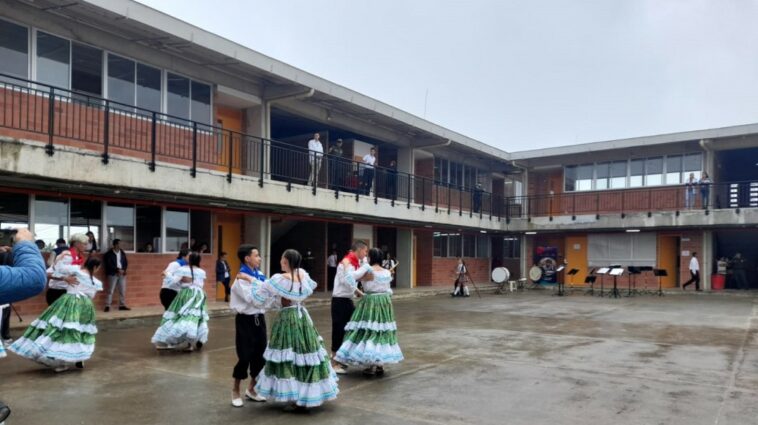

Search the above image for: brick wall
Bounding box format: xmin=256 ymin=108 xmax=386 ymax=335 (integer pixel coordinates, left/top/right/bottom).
xmin=677 ymin=230 xmax=704 ymax=286
xmin=414 ymin=229 xmax=434 ymax=286
xmin=13 ymin=252 xmax=218 ymax=316
xmin=430 ymin=257 xmax=490 ymax=288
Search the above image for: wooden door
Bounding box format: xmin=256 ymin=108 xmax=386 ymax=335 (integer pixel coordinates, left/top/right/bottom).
xmin=657 ymin=235 xmax=679 ymax=288
xmin=214 ymin=213 xmax=243 ymax=301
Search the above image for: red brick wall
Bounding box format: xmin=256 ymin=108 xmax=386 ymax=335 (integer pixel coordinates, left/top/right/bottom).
xmin=677 ymin=230 xmax=703 ymax=286
xmin=430 ymin=258 xmax=490 ymax=287
xmin=414 ymin=229 xmax=433 ymax=286
xmin=528 ymin=187 xmax=700 ymax=217
xmin=13 ymin=252 xmax=217 ymax=316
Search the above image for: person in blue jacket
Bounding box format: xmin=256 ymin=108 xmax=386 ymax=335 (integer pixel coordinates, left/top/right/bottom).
xmin=0 ymin=228 xmax=48 ymax=423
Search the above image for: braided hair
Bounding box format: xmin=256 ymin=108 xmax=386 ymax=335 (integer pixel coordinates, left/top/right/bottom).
xmin=282 ymin=249 xmax=303 ymax=294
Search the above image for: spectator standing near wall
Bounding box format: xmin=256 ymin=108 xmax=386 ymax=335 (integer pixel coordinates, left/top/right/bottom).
xmin=685 ymin=173 xmax=697 ymax=209
xmin=699 ymin=172 xmax=712 ymax=210
xmin=216 ymin=251 xmax=231 ymax=302
xmin=85 ymin=231 xmax=98 ymax=254
xmin=327 ymin=250 xmax=338 ymax=291
xmin=307 ymin=132 xmax=324 ymax=186
xmin=103 ymin=239 xmax=130 ymax=312
xmin=361 ymin=147 xmax=377 ymax=195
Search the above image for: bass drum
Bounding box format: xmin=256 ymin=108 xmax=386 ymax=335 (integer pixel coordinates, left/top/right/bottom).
xmin=529 ymin=265 xmax=543 ymax=282
xmin=491 ymin=267 xmax=510 ymax=283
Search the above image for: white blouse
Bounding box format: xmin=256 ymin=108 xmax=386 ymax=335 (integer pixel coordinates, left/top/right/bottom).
xmin=56 ymin=264 xmax=104 ymax=299
xmin=252 ymin=269 xmax=317 ymax=306
xmin=170 ymin=266 xmax=207 ymax=289
xmin=362 ymin=267 xmax=393 ymax=294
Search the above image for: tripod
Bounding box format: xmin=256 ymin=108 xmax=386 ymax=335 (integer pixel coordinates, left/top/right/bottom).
xmin=464 ymin=269 xmax=482 ymax=298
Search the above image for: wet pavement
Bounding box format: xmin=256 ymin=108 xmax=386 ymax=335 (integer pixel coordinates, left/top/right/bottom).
xmin=1 ymin=292 xmax=757 ymax=425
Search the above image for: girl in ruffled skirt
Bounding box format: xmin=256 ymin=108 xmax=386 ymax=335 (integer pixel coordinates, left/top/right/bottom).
xmin=151 ymin=252 xmax=208 ymax=351
xmin=335 ymin=247 xmax=403 ymax=376
xmin=9 ymin=257 xmax=103 ymax=372
xmin=252 ymin=249 xmax=339 ymax=408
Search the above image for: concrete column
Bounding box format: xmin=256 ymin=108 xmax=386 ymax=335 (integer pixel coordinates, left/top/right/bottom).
xmin=243 ymin=215 xmax=272 ymax=276
xmin=396 ymin=229 xmax=414 ymax=288
xmin=702 ymin=230 xmax=713 ymax=290
xmin=520 ymin=234 xmax=529 ymax=281
xmin=397 ymin=147 xmax=415 ymax=203
xmin=243 ymin=103 xmax=271 ymax=177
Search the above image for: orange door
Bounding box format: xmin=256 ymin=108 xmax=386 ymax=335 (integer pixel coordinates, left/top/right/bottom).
xmin=214 ymin=213 xmax=243 ymax=301
xmin=657 ymin=235 xmax=679 ymax=288
xmin=564 ymin=235 xmax=588 ymax=288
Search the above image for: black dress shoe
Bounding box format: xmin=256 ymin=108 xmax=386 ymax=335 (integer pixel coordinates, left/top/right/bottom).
xmin=119 ymin=306 xmax=131 ymax=311
xmin=196 ymin=341 xmax=203 ymax=351
xmin=75 ymin=361 xmax=84 ymax=369
xmin=104 ymin=306 xmax=110 ymax=312
xmin=0 ymin=400 xmax=11 ymax=422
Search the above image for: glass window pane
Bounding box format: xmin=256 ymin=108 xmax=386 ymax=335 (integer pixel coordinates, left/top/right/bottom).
xmin=665 ymin=155 xmax=682 ymax=185
xmin=70 ymin=199 xmax=101 ymax=250
xmin=107 ymin=54 xmax=135 ymax=106
xmin=630 ymin=159 xmax=644 ymax=187
xmin=136 ymin=206 xmax=161 ymax=253
xmin=36 ymin=31 xmax=70 ymax=89
xmin=476 ymin=235 xmax=489 ymax=258
xmin=433 ymin=232 xmax=446 ymax=257
xmin=0 ymin=192 xmax=29 ymax=229
xmin=576 ymin=164 xmax=593 ymax=191
xmin=645 ymin=157 xmax=663 ymax=186
xmin=0 ymin=19 xmax=28 ymax=80
xmin=190 ymin=210 xmax=211 ymax=253
xmin=165 ymin=208 xmax=189 ymax=252
xmin=167 ymin=73 xmax=190 ymax=121
xmin=463 ymin=234 xmax=475 ymax=258
xmin=564 ymin=166 xmax=576 ymax=192
xmin=595 ymin=163 xmax=609 ymax=190
xmin=105 ymin=203 xmax=134 ymax=251
xmin=448 ymin=234 xmax=461 ymax=258
xmin=71 ymin=42 xmax=102 ymax=96
xmin=34 ymin=196 xmax=69 ymax=247
xmin=137 ymin=63 xmax=161 ymax=112
xmin=610 ymin=161 xmax=627 ymax=188
xmin=684 ymin=153 xmax=702 ymax=172
xmin=190 ymin=80 xmax=211 ymax=125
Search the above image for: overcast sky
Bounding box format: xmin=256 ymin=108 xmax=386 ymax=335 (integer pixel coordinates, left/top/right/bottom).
xmin=137 ymin=0 xmax=758 ymax=152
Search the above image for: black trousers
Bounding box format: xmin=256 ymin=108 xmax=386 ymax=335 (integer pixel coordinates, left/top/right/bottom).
xmin=331 ymin=297 xmax=355 ymax=353
xmin=682 ymin=271 xmax=700 ymax=290
xmin=221 ymin=278 xmax=231 ymax=301
xmin=327 ymin=267 xmax=337 ymax=291
xmin=46 ymin=288 xmax=66 ymax=306
xmin=1 ymin=306 xmax=10 ymax=339
xmin=233 ymin=313 xmax=268 ymax=380
xmin=159 ymin=288 xmax=178 ymax=310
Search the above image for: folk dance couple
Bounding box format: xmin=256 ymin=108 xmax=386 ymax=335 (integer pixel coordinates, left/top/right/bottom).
xmin=331 ymin=241 xmax=403 ymax=376
xmin=9 ymin=233 xmax=103 ymax=372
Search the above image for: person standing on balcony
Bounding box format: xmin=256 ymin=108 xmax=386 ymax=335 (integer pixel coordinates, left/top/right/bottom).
xmin=103 ymin=239 xmax=130 ymax=312
xmin=307 ymin=133 xmax=324 ymax=186
xmin=361 ymin=147 xmax=377 ymax=195
xmin=682 ymin=252 xmax=701 ymax=291
xmin=474 ymin=183 xmax=483 ymax=213
xmin=684 ymin=173 xmax=697 ymax=209
xmin=699 ymin=171 xmax=712 ymax=210
xmin=328 ymin=139 xmax=344 ymax=190
xmin=387 ymin=160 xmax=398 ymax=199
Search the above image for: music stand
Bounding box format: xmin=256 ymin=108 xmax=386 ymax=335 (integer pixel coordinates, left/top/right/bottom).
xmin=609 ymin=268 xmax=624 ymax=298
xmin=567 ymin=269 xmax=579 ymax=292
xmin=653 ymin=269 xmax=667 ymax=297
xmin=584 ymin=268 xmax=597 ymax=296
xmin=554 ymin=265 xmax=566 ymax=296
xmin=596 ymin=267 xmax=610 ymax=297
xmin=626 ymin=266 xmax=640 ymax=297
xmin=639 ymin=266 xmax=654 ymax=295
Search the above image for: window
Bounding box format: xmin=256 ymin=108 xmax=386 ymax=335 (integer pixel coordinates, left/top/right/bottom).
xmin=190 ymin=210 xmax=212 ymax=253
xmin=71 ymin=42 xmax=102 ymax=97
xmin=136 ymin=206 xmax=161 ymax=252
xmin=609 ymin=161 xmax=627 ymax=188
xmin=433 ymin=232 xmax=448 ymax=257
xmin=595 ymin=162 xmax=609 ymax=190
xmin=191 ymin=80 xmax=211 ymax=125
xmin=465 ymin=165 xmax=477 ymax=189
xmin=0 ymin=193 xmax=29 ymax=229
xmin=476 ymin=235 xmax=490 ymax=258
xmin=70 ymin=199 xmax=101 ymax=245
xmin=36 ymin=31 xmax=70 ymax=89
xmin=434 ymin=158 xmax=448 ymax=184
xmin=629 ymin=159 xmax=644 ymax=187
xmin=137 ymin=63 xmax=161 ymax=111
xmin=645 ymin=157 xmax=663 ymax=186
xmin=165 ymin=208 xmax=189 ymax=252
xmin=503 ymin=237 xmax=520 ymax=258
xmin=0 ymin=19 xmax=28 ymax=80
xmin=34 ymin=196 xmax=68 ymax=247
xmin=107 ymin=54 xmax=135 ymax=106
xmin=576 ymin=164 xmax=593 ymax=191
xmin=450 ymin=162 xmax=462 ymax=188
xmin=167 ymin=73 xmax=190 ymax=121
xmin=683 ymin=153 xmax=702 ymax=181
xmin=564 ymin=166 xmax=576 ymax=192
xmin=588 ymin=233 xmax=656 ymax=267
xmin=448 ymin=234 xmax=462 ymax=258
xmin=463 ymin=234 xmax=476 ymax=258
xmin=105 ymin=203 xmax=134 ymax=250
xmin=665 ymin=155 xmax=682 ymax=185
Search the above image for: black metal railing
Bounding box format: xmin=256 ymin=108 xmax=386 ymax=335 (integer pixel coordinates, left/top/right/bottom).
xmin=0 ymin=73 xmax=501 ymax=220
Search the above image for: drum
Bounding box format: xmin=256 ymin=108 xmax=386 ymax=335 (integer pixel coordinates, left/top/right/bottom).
xmin=529 ymin=265 xmax=543 ymax=282
xmin=491 ymin=267 xmax=510 ymax=283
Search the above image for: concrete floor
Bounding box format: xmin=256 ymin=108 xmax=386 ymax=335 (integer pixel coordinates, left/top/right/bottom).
xmin=1 ymin=292 xmax=757 ymax=425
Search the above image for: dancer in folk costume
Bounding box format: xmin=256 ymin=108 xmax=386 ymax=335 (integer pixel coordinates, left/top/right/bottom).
xmin=159 ymin=249 xmax=189 ymax=310
xmin=230 ymin=244 xmax=270 ymax=407
xmin=335 ymin=248 xmax=403 ymax=376
xmin=330 ymin=240 xmax=372 ymax=374
xmin=9 ymin=257 xmax=103 ymax=372
xmin=151 ymin=252 xmax=208 ymax=352
xmin=252 ymin=249 xmax=339 ymax=408
xmin=46 ymin=233 xmax=89 ymax=306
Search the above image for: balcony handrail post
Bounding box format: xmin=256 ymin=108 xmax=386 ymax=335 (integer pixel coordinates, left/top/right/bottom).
xmin=421 ymin=177 xmax=425 ymax=211
xmin=45 ymin=86 xmax=55 ymax=156
xmin=469 ymin=189 xmax=473 ymax=218
xmin=435 ymin=182 xmax=439 ymax=213
xmin=407 ymin=173 xmax=411 ymax=209
xmin=102 ymin=99 xmax=110 ymax=164
xmin=190 ymin=122 xmax=198 ymax=177
xmin=448 ymin=184 xmax=452 ymax=214
xmin=227 ymin=130 xmax=233 ymax=183
xmin=148 ymin=111 xmax=157 ymax=171
xmin=259 ymin=137 xmax=265 ymax=188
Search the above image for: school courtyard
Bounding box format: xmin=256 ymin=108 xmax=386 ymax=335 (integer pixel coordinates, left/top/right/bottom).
xmin=1 ymin=291 xmax=757 ymax=425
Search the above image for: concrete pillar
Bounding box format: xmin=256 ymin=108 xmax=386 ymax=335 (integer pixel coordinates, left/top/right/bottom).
xmin=243 ymin=215 xmax=272 ymax=276
xmin=397 ymin=147 xmax=415 ymax=203
xmin=520 ymin=234 xmax=529 ymax=282
xmin=702 ymin=230 xmax=713 ymax=290
xmin=396 ymin=229 xmax=414 ymax=288
xmin=243 ymin=103 xmax=271 ymax=177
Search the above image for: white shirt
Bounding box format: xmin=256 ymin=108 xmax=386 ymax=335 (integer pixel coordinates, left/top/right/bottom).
xmin=114 ymin=249 xmax=123 ymax=269
xmin=308 ymin=139 xmax=324 ymax=160
xmin=230 ymin=275 xmax=269 ymax=315
xmin=161 ymin=260 xmax=183 ymax=291
xmin=689 ymin=257 xmax=700 ymax=273
xmin=362 ymin=154 xmax=376 ymax=168
xmin=327 ymin=254 xmax=338 ymax=268
xmin=332 ymin=261 xmax=371 ymax=299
